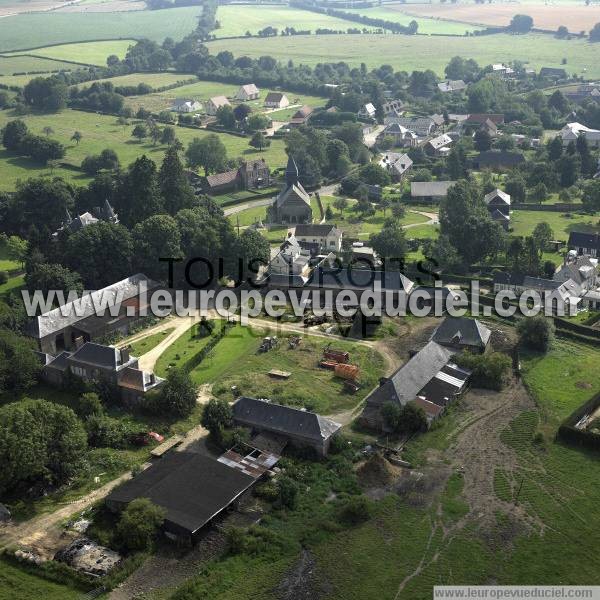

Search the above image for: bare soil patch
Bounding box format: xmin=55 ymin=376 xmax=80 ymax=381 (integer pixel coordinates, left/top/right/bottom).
xmin=399 ymin=3 xmax=600 ymax=33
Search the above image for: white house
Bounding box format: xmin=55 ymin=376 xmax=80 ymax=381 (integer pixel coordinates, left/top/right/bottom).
xmin=559 ymin=123 xmax=600 ymax=148
xmin=264 ymin=92 xmax=290 ymax=109
xmin=171 ymin=99 xmax=202 ymax=113
xmin=205 ymin=96 xmax=231 ymax=116
xmin=235 ymin=84 xmax=260 ymax=101
xmin=292 ymin=223 xmax=343 ymax=253
xmin=358 ymin=103 xmax=377 ymax=119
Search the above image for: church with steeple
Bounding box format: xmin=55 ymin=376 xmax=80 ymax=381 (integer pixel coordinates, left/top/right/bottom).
xmin=269 ymin=155 xmax=313 ymax=224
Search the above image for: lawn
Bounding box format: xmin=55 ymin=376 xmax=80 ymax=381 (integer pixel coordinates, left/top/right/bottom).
xmin=0 ymin=274 xmax=24 ymax=297
xmin=510 ymin=209 xmax=600 ymax=239
xmin=123 ymin=79 xmax=328 ymax=115
xmin=0 ymin=558 xmax=84 ymax=600
xmin=214 ymin=5 xmax=368 ymax=38
xmin=344 ymin=5 xmax=483 ymax=35
xmin=13 ymin=40 xmax=135 ymax=66
xmin=129 ymin=327 xmax=175 ymax=358
xmin=156 ymin=320 xmax=384 ymax=414
xmin=0 ymin=6 xmax=204 ymax=52
xmin=228 ymin=204 xmax=271 ymax=227
xmin=206 ymin=32 xmax=600 ymax=77
xmin=0 ymin=108 xmax=289 ymax=191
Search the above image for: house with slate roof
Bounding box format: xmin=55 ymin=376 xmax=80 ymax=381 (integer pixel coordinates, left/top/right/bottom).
xmin=376 ymin=123 xmax=419 ymax=147
xmin=232 ymin=396 xmax=342 ymax=456
xmin=553 ymin=254 xmax=598 ymax=292
xmin=568 ymin=232 xmax=600 ymax=258
xmin=410 ymin=181 xmax=456 ymax=203
xmin=359 ymin=340 xmax=471 ymax=430
xmin=484 ymin=188 xmax=511 ymax=230
xmin=438 ymin=80 xmax=467 ymax=94
xmin=269 ymin=155 xmax=312 ymax=224
xmin=379 ymin=152 xmax=413 ymax=182
xmin=52 ymin=200 xmax=118 ymax=240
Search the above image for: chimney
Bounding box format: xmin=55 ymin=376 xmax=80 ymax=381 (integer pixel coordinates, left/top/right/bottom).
xmin=121 ymin=346 xmax=130 ymax=363
xmin=149 ymin=372 xmax=155 ymax=385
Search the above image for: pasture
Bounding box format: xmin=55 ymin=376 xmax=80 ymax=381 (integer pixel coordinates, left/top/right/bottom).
xmin=206 ymin=33 xmax=600 ymax=77
xmin=0 ymin=6 xmax=203 ymax=52
xmin=73 ymin=71 xmax=197 ymax=90
xmin=400 ymin=3 xmax=600 ymax=33
xmin=510 ymin=209 xmax=600 ymax=238
xmin=344 ymin=6 xmax=482 ymax=35
xmin=123 ymin=79 xmax=328 ymax=115
xmin=11 ymin=40 xmax=135 ymax=66
xmin=0 ymin=54 xmax=74 ymax=77
xmin=214 ymin=5 xmax=366 ymax=38
xmin=0 ymin=108 xmax=288 ymax=190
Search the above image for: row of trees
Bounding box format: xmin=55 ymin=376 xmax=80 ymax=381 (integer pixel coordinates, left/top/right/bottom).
xmin=1 ymin=119 xmax=65 ymax=164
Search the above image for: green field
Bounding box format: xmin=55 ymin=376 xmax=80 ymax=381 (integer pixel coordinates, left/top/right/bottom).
xmin=74 ymin=71 xmax=197 ymax=91
xmin=12 ymin=40 xmax=134 ymax=67
xmin=0 ymin=54 xmax=74 ymax=78
xmin=510 ymin=209 xmax=600 ymax=239
xmin=206 ymin=33 xmax=600 ymax=77
xmin=129 ymin=327 xmax=175 ymax=358
xmin=0 ymin=6 xmax=203 ymax=52
xmin=344 ymin=6 xmax=483 ymax=35
xmin=0 ymin=108 xmax=288 ymax=190
xmin=0 ymin=558 xmax=84 ymax=600
xmin=123 ymin=79 xmax=327 ymax=115
xmin=214 ymin=5 xmax=372 ymax=38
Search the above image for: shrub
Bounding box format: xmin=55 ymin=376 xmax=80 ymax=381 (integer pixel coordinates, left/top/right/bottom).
xmin=517 ymin=315 xmax=555 ymax=352
xmin=116 ymin=498 xmax=166 ymax=552
xmin=456 ymin=351 xmax=511 ymax=391
xmin=336 ymin=495 xmax=372 ymax=525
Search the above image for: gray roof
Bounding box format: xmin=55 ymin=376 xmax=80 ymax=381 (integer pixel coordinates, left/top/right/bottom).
xmin=380 ymin=152 xmax=413 ymax=176
xmin=69 ymin=342 xmax=124 ymax=369
xmin=44 ymin=351 xmax=72 ymax=372
xmin=366 ymin=341 xmax=457 ymax=408
xmin=438 ymin=80 xmax=467 ymax=93
xmin=431 ymin=317 xmax=491 ymax=349
xmin=28 ymin=273 xmax=156 ymax=339
xmin=276 ymin=182 xmax=311 ymax=208
xmin=294 ymin=224 xmax=339 ymax=237
xmin=233 ymin=397 xmax=341 ymax=442
xmin=411 ymin=181 xmax=456 ymax=197
xmin=106 ymin=452 xmax=255 ymax=535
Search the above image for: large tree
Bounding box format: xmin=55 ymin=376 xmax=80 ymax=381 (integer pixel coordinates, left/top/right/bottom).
xmin=159 ymin=146 xmax=195 ymax=215
xmin=185 ymin=134 xmax=227 ymax=175
xmin=370 ymin=219 xmax=407 ymax=262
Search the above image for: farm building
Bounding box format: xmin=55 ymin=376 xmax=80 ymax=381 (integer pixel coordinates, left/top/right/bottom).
xmin=269 ymin=155 xmax=313 ymax=224
xmin=358 ymin=340 xmax=471 ymax=431
xmin=232 ymin=396 xmax=342 ymax=457
xmin=472 ymin=151 xmax=525 ymax=169
xmin=205 ymin=95 xmax=231 ymax=116
xmin=26 ymin=273 xmax=158 ymax=354
xmin=202 ymin=159 xmax=271 ymax=194
xmin=385 ymin=115 xmax=437 ymax=137
xmin=235 ymin=83 xmax=260 ymax=101
xmin=379 ymin=152 xmax=413 ymax=182
xmin=410 ymin=181 xmax=456 ymax=203
xmin=431 ymin=317 xmax=491 ymax=354
xmin=264 ymin=92 xmax=290 ymax=109
xmin=171 ymin=99 xmax=201 ymax=113
xmin=106 ymin=452 xmax=256 ymax=545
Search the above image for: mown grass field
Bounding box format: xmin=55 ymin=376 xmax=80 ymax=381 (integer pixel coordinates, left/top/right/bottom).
xmin=344 ymin=5 xmax=483 ymax=35
xmin=123 ymin=79 xmax=327 ymax=115
xmin=156 ymin=321 xmax=384 ymax=414
xmin=510 ymin=209 xmax=600 ymax=239
xmin=129 ymin=327 xmax=175 ymax=358
xmin=0 ymin=6 xmax=203 ymax=52
xmin=214 ymin=5 xmax=365 ymax=38
xmin=74 ymin=71 xmax=197 ymax=91
xmin=206 ymin=32 xmax=600 ymax=77
xmin=10 ymin=40 xmax=134 ymax=66
xmin=0 ymin=108 xmax=288 ymax=190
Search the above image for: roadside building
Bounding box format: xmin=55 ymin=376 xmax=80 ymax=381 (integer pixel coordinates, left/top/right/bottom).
xmin=292 ymin=223 xmax=343 ymax=253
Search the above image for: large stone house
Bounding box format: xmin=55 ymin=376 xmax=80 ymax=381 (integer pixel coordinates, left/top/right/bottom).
xmin=386 ymin=116 xmax=436 ymax=137
xmin=376 ymin=123 xmax=418 ymax=147
xmin=202 ymin=159 xmax=271 ymax=194
xmin=235 ymin=84 xmax=260 ymax=101
xmin=269 ymin=156 xmax=312 ymax=224
xmin=292 ymin=223 xmax=343 ymax=253
xmin=40 ymin=342 xmax=164 ymax=406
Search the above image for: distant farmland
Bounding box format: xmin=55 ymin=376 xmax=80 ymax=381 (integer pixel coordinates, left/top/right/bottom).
xmin=0 ymin=6 xmax=203 ymax=52
xmin=206 ymin=32 xmax=600 ymax=77
xmin=10 ymin=40 xmax=135 ymax=66
xmin=400 ymin=3 xmax=600 ymax=33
